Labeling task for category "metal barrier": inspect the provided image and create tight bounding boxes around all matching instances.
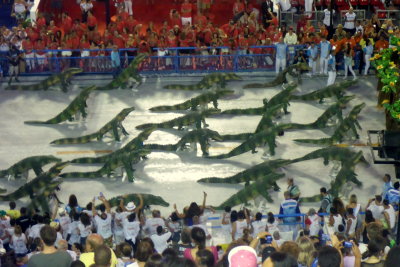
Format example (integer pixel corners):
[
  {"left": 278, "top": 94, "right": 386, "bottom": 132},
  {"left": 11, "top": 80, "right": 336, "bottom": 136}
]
[
  {"left": 375, "top": 9, "right": 400, "bottom": 21},
  {"left": 340, "top": 9, "right": 366, "bottom": 24}
]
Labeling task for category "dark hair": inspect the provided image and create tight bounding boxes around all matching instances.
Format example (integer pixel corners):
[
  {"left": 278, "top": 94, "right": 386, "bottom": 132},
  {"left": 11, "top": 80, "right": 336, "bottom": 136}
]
[
  {"left": 70, "top": 260, "right": 85, "bottom": 267},
  {"left": 80, "top": 213, "right": 91, "bottom": 227},
  {"left": 99, "top": 204, "right": 106, "bottom": 213},
  {"left": 255, "top": 212, "right": 262, "bottom": 221},
  {"left": 94, "top": 244, "right": 111, "bottom": 266},
  {"left": 383, "top": 199, "right": 389, "bottom": 206},
  {"left": 86, "top": 202, "right": 92, "bottom": 210},
  {"left": 9, "top": 201, "right": 16, "bottom": 209},
  {"left": 157, "top": 225, "right": 163, "bottom": 235},
  {"left": 145, "top": 254, "right": 163, "bottom": 267},
  {"left": 347, "top": 208, "right": 354, "bottom": 215},
  {"left": 135, "top": 239, "right": 155, "bottom": 262},
  {"left": 365, "top": 210, "right": 375, "bottom": 223},
  {"left": 269, "top": 252, "right": 298, "bottom": 267},
  {"left": 191, "top": 227, "right": 206, "bottom": 250},
  {"left": 385, "top": 174, "right": 391, "bottom": 181},
  {"left": 318, "top": 246, "right": 341, "bottom": 267},
  {"left": 187, "top": 202, "right": 201, "bottom": 219},
  {"left": 20, "top": 207, "right": 26, "bottom": 215},
  {"left": 162, "top": 248, "right": 178, "bottom": 263},
  {"left": 40, "top": 225, "right": 57, "bottom": 246},
  {"left": 376, "top": 195, "right": 382, "bottom": 202},
  {"left": 338, "top": 224, "right": 345, "bottom": 233},
  {"left": 267, "top": 212, "right": 275, "bottom": 224},
  {"left": 73, "top": 243, "right": 83, "bottom": 252},
  {"left": 119, "top": 242, "right": 133, "bottom": 258},
  {"left": 384, "top": 246, "right": 400, "bottom": 267},
  {"left": 330, "top": 207, "right": 338, "bottom": 215},
  {"left": 230, "top": 210, "right": 238, "bottom": 223},
  {"left": 394, "top": 182, "right": 400, "bottom": 190},
  {"left": 196, "top": 249, "right": 215, "bottom": 267},
  {"left": 224, "top": 206, "right": 231, "bottom": 212},
  {"left": 365, "top": 236, "right": 386, "bottom": 257},
  {"left": 237, "top": 210, "right": 245, "bottom": 220},
  {"left": 128, "top": 212, "right": 136, "bottom": 222},
  {"left": 68, "top": 194, "right": 78, "bottom": 208},
  {"left": 320, "top": 187, "right": 327, "bottom": 194},
  {"left": 170, "top": 212, "right": 179, "bottom": 222}
]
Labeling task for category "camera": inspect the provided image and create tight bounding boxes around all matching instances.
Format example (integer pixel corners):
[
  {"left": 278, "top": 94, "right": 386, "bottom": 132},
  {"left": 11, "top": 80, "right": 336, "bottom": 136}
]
[
  {"left": 321, "top": 234, "right": 330, "bottom": 241},
  {"left": 343, "top": 241, "right": 353, "bottom": 248},
  {"left": 265, "top": 235, "right": 273, "bottom": 244}
]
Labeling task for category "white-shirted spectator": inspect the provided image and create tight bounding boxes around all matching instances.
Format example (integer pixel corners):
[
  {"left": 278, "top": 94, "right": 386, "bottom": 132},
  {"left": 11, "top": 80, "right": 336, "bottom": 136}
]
[
  {"left": 367, "top": 195, "right": 385, "bottom": 220},
  {"left": 10, "top": 225, "right": 27, "bottom": 256},
  {"left": 323, "top": 7, "right": 335, "bottom": 28},
  {"left": 143, "top": 210, "right": 165, "bottom": 236},
  {"left": 92, "top": 196, "right": 113, "bottom": 246},
  {"left": 344, "top": 7, "right": 356, "bottom": 35},
  {"left": 122, "top": 212, "right": 140, "bottom": 250},
  {"left": 150, "top": 226, "right": 171, "bottom": 254},
  {"left": 305, "top": 209, "right": 320, "bottom": 237},
  {"left": 67, "top": 212, "right": 80, "bottom": 246},
  {"left": 251, "top": 212, "right": 267, "bottom": 238},
  {"left": 78, "top": 213, "right": 92, "bottom": 246}
]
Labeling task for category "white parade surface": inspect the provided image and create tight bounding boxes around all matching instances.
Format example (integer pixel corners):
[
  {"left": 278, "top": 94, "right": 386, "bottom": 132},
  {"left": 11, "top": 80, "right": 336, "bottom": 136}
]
[{"left": 0, "top": 73, "right": 393, "bottom": 226}]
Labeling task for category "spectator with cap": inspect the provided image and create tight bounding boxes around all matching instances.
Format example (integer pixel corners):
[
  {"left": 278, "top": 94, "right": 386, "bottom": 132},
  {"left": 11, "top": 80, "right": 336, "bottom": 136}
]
[{"left": 27, "top": 225, "right": 72, "bottom": 267}]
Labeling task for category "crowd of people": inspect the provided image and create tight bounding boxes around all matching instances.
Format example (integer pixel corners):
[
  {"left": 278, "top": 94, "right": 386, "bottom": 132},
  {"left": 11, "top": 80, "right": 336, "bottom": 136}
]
[
  {"left": 0, "top": 174, "right": 397, "bottom": 267},
  {"left": 0, "top": 0, "right": 399, "bottom": 82}
]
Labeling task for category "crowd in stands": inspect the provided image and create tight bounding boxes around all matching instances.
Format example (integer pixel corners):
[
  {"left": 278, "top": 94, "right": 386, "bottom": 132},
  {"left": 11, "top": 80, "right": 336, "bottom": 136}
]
[
  {"left": 0, "top": 175, "right": 398, "bottom": 266},
  {"left": 0, "top": 0, "right": 399, "bottom": 78}
]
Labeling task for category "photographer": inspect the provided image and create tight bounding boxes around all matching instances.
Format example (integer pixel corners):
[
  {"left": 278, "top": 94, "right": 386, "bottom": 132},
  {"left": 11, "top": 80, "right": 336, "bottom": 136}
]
[{"left": 7, "top": 45, "right": 22, "bottom": 85}]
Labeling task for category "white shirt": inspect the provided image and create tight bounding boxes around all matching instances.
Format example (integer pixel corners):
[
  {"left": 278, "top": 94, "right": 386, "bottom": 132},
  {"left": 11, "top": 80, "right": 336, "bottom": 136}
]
[
  {"left": 14, "top": 3, "right": 26, "bottom": 13},
  {"left": 123, "top": 219, "right": 140, "bottom": 242},
  {"left": 29, "top": 224, "right": 44, "bottom": 239},
  {"left": 277, "top": 0, "right": 291, "bottom": 11},
  {"left": 80, "top": 2, "right": 93, "bottom": 11},
  {"left": 67, "top": 221, "right": 80, "bottom": 245},
  {"left": 308, "top": 214, "right": 321, "bottom": 236},
  {"left": 94, "top": 213, "right": 113, "bottom": 239},
  {"left": 347, "top": 217, "right": 357, "bottom": 236},
  {"left": 59, "top": 216, "right": 71, "bottom": 239},
  {"left": 266, "top": 220, "right": 280, "bottom": 234},
  {"left": 284, "top": 33, "right": 298, "bottom": 45},
  {"left": 78, "top": 222, "right": 92, "bottom": 238},
  {"left": 344, "top": 12, "right": 356, "bottom": 29},
  {"left": 367, "top": 203, "right": 384, "bottom": 220},
  {"left": 251, "top": 220, "right": 267, "bottom": 237},
  {"left": 234, "top": 220, "right": 248, "bottom": 240},
  {"left": 323, "top": 9, "right": 335, "bottom": 26},
  {"left": 12, "top": 234, "right": 27, "bottom": 255},
  {"left": 150, "top": 232, "right": 172, "bottom": 253},
  {"left": 384, "top": 205, "right": 396, "bottom": 229},
  {"left": 144, "top": 218, "right": 165, "bottom": 236},
  {"left": 332, "top": 214, "right": 343, "bottom": 233}
]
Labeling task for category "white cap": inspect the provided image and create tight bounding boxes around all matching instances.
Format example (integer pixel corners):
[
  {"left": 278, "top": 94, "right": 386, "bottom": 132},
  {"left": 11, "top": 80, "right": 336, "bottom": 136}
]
[{"left": 126, "top": 202, "right": 136, "bottom": 211}]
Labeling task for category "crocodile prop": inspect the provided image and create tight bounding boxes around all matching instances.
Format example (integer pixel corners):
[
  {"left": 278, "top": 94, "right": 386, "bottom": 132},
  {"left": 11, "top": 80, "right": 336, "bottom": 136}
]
[
  {"left": 50, "top": 107, "right": 135, "bottom": 144},
  {"left": 221, "top": 83, "right": 297, "bottom": 116},
  {"left": 294, "top": 103, "right": 366, "bottom": 145},
  {"left": 97, "top": 54, "right": 147, "bottom": 90},
  {"left": 301, "top": 150, "right": 366, "bottom": 203},
  {"left": 144, "top": 128, "right": 223, "bottom": 156},
  {"left": 243, "top": 63, "right": 310, "bottom": 89},
  {"left": 70, "top": 127, "right": 155, "bottom": 164},
  {"left": 216, "top": 173, "right": 286, "bottom": 208},
  {"left": 136, "top": 108, "right": 221, "bottom": 131},
  {"left": 290, "top": 79, "right": 358, "bottom": 104},
  {"left": 24, "top": 85, "right": 96, "bottom": 125},
  {"left": 0, "top": 162, "right": 69, "bottom": 202},
  {"left": 163, "top": 73, "right": 242, "bottom": 90},
  {"left": 5, "top": 68, "right": 83, "bottom": 92},
  {"left": 60, "top": 149, "right": 151, "bottom": 182},
  {"left": 198, "top": 159, "right": 291, "bottom": 185},
  {"left": 149, "top": 90, "right": 234, "bottom": 112},
  {"left": 96, "top": 193, "right": 169, "bottom": 209},
  {"left": 290, "top": 146, "right": 369, "bottom": 166},
  {"left": 0, "top": 155, "right": 62, "bottom": 179}
]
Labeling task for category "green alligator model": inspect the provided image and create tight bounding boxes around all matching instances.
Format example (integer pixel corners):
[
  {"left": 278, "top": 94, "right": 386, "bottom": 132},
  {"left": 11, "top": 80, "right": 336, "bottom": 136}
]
[
  {"left": 50, "top": 107, "right": 135, "bottom": 144},
  {"left": 5, "top": 68, "right": 83, "bottom": 92},
  {"left": 0, "top": 155, "right": 62, "bottom": 179},
  {"left": 243, "top": 63, "right": 310, "bottom": 89},
  {"left": 163, "top": 73, "right": 242, "bottom": 91},
  {"left": 61, "top": 149, "right": 150, "bottom": 182},
  {"left": 136, "top": 108, "right": 220, "bottom": 131},
  {"left": 25, "top": 85, "right": 96, "bottom": 125},
  {"left": 70, "top": 127, "right": 155, "bottom": 164},
  {"left": 97, "top": 54, "right": 147, "bottom": 90},
  {"left": 99, "top": 193, "right": 169, "bottom": 209},
  {"left": 216, "top": 173, "right": 286, "bottom": 208},
  {"left": 207, "top": 126, "right": 282, "bottom": 158},
  {"left": 198, "top": 159, "right": 291, "bottom": 185},
  {"left": 221, "top": 83, "right": 297, "bottom": 116},
  {"left": 145, "top": 128, "right": 223, "bottom": 156},
  {"left": 0, "top": 162, "right": 69, "bottom": 202},
  {"left": 149, "top": 90, "right": 234, "bottom": 112},
  {"left": 290, "top": 80, "right": 358, "bottom": 104},
  {"left": 290, "top": 146, "right": 369, "bottom": 166},
  {"left": 294, "top": 103, "right": 365, "bottom": 145}
]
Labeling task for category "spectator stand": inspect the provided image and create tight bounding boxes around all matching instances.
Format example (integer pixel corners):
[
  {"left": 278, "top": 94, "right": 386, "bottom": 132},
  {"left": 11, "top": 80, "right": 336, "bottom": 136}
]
[
  {"left": 339, "top": 9, "right": 366, "bottom": 24},
  {"left": 375, "top": 9, "right": 400, "bottom": 22}
]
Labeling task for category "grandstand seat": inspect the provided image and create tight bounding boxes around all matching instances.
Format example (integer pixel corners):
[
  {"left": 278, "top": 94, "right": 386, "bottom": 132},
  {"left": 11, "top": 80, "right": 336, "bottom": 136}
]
[
  {"left": 324, "top": 0, "right": 331, "bottom": 8},
  {"left": 290, "top": 0, "right": 300, "bottom": 8},
  {"left": 349, "top": 0, "right": 359, "bottom": 8},
  {"left": 359, "top": 0, "right": 369, "bottom": 6},
  {"left": 336, "top": 0, "right": 350, "bottom": 11},
  {"left": 394, "top": 0, "right": 400, "bottom": 6}
]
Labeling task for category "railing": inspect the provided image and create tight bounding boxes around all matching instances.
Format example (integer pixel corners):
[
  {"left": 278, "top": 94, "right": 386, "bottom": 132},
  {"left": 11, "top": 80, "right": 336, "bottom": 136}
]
[
  {"left": 375, "top": 9, "right": 400, "bottom": 21},
  {"left": 0, "top": 44, "right": 363, "bottom": 76}
]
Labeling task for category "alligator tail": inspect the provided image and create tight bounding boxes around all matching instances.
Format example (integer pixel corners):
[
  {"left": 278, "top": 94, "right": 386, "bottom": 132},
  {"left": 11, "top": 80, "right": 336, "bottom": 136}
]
[
  {"left": 243, "top": 83, "right": 268, "bottom": 89},
  {"left": 70, "top": 157, "right": 106, "bottom": 164},
  {"left": 50, "top": 133, "right": 99, "bottom": 145},
  {"left": 24, "top": 120, "right": 49, "bottom": 125},
  {"left": 163, "top": 84, "right": 201, "bottom": 90},
  {"left": 221, "top": 133, "right": 253, "bottom": 141},
  {"left": 149, "top": 103, "right": 190, "bottom": 112},
  {"left": 300, "top": 194, "right": 322, "bottom": 203},
  {"left": 198, "top": 177, "right": 231, "bottom": 183},
  {"left": 294, "top": 138, "right": 333, "bottom": 145},
  {"left": 143, "top": 144, "right": 178, "bottom": 151},
  {"left": 60, "top": 171, "right": 102, "bottom": 179},
  {"left": 136, "top": 123, "right": 158, "bottom": 130}
]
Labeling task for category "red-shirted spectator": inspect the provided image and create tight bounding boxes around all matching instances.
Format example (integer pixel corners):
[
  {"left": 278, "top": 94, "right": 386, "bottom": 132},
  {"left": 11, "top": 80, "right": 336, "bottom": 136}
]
[
  {"left": 221, "top": 20, "right": 235, "bottom": 36},
  {"left": 126, "top": 16, "right": 139, "bottom": 33},
  {"left": 194, "top": 13, "right": 207, "bottom": 28},
  {"left": 48, "top": 20, "right": 60, "bottom": 35},
  {"left": 374, "top": 35, "right": 388, "bottom": 52},
  {"left": 26, "top": 27, "right": 39, "bottom": 42},
  {"left": 34, "top": 38, "right": 46, "bottom": 70},
  {"left": 36, "top": 13, "right": 46, "bottom": 28},
  {"left": 169, "top": 9, "right": 182, "bottom": 28},
  {"left": 138, "top": 40, "right": 150, "bottom": 54},
  {"left": 112, "top": 31, "right": 125, "bottom": 49},
  {"left": 61, "top": 12, "right": 73, "bottom": 34},
  {"left": 23, "top": 38, "right": 36, "bottom": 70},
  {"left": 87, "top": 11, "right": 97, "bottom": 31},
  {"left": 181, "top": 0, "right": 193, "bottom": 26},
  {"left": 233, "top": 0, "right": 245, "bottom": 16},
  {"left": 167, "top": 30, "right": 178, "bottom": 47},
  {"left": 71, "top": 20, "right": 86, "bottom": 38}
]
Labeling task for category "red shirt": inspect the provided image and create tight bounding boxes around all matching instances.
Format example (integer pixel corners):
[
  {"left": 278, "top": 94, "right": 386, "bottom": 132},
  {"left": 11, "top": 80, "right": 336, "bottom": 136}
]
[
  {"left": 34, "top": 42, "right": 46, "bottom": 55},
  {"left": 87, "top": 15, "right": 97, "bottom": 27},
  {"left": 68, "top": 36, "right": 80, "bottom": 49},
  {"left": 36, "top": 17, "right": 46, "bottom": 28},
  {"left": 170, "top": 16, "right": 182, "bottom": 27},
  {"left": 22, "top": 40, "right": 34, "bottom": 53},
  {"left": 167, "top": 36, "right": 178, "bottom": 47},
  {"left": 62, "top": 16, "right": 73, "bottom": 33},
  {"left": 233, "top": 2, "right": 245, "bottom": 14},
  {"left": 113, "top": 36, "right": 125, "bottom": 49},
  {"left": 79, "top": 41, "right": 90, "bottom": 49},
  {"left": 194, "top": 15, "right": 207, "bottom": 26},
  {"left": 181, "top": 3, "right": 192, "bottom": 18},
  {"left": 26, "top": 28, "right": 39, "bottom": 42},
  {"left": 126, "top": 19, "right": 138, "bottom": 32}
]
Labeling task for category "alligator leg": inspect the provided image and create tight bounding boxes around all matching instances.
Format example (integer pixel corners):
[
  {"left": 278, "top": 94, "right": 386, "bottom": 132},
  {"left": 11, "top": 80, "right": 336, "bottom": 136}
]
[
  {"left": 199, "top": 138, "right": 209, "bottom": 156},
  {"left": 120, "top": 124, "right": 129, "bottom": 136},
  {"left": 112, "top": 124, "right": 121, "bottom": 142},
  {"left": 32, "top": 165, "right": 44, "bottom": 176}
]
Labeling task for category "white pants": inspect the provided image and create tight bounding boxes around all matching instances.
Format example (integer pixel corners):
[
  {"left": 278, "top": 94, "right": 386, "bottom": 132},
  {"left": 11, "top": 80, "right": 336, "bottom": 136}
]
[
  {"left": 327, "top": 71, "right": 336, "bottom": 86},
  {"left": 364, "top": 54, "right": 371, "bottom": 75},
  {"left": 308, "top": 59, "right": 317, "bottom": 75},
  {"left": 25, "top": 52, "right": 36, "bottom": 70},
  {"left": 124, "top": 0, "right": 132, "bottom": 15},
  {"left": 344, "top": 63, "right": 356, "bottom": 78},
  {"left": 320, "top": 57, "right": 328, "bottom": 74},
  {"left": 181, "top": 17, "right": 192, "bottom": 26},
  {"left": 276, "top": 58, "right": 286, "bottom": 74}
]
